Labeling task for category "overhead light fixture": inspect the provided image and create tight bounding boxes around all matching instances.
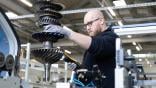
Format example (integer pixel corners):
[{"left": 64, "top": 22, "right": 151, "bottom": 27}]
[
  {"left": 57, "top": 46, "right": 61, "bottom": 49},
  {"left": 117, "top": 21, "right": 123, "bottom": 26},
  {"left": 20, "top": 0, "right": 32, "bottom": 7},
  {"left": 5, "top": 12, "right": 18, "bottom": 18},
  {"left": 146, "top": 60, "right": 150, "bottom": 64},
  {"left": 127, "top": 35, "right": 132, "bottom": 38},
  {"left": 138, "top": 58, "right": 142, "bottom": 62},
  {"left": 113, "top": 0, "right": 127, "bottom": 6},
  {"left": 107, "top": 7, "right": 116, "bottom": 17},
  {"left": 132, "top": 42, "right": 136, "bottom": 46},
  {"left": 127, "top": 49, "right": 131, "bottom": 56},
  {"left": 138, "top": 43, "right": 143, "bottom": 50},
  {"left": 136, "top": 46, "right": 140, "bottom": 51}
]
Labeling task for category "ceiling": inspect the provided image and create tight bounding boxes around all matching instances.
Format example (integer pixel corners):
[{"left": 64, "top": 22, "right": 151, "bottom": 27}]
[{"left": 1, "top": 0, "right": 156, "bottom": 78}]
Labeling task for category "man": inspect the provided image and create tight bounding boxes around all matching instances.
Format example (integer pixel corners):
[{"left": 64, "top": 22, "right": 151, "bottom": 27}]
[{"left": 45, "top": 10, "right": 118, "bottom": 88}]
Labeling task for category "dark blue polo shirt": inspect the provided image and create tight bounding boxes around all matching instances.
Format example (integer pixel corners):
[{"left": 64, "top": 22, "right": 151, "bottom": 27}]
[{"left": 82, "top": 26, "right": 118, "bottom": 88}]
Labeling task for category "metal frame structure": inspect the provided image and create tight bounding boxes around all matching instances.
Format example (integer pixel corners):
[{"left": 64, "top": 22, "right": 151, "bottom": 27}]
[
  {"left": 9, "top": 2, "right": 156, "bottom": 20},
  {"left": 21, "top": 43, "right": 31, "bottom": 82},
  {"left": 114, "top": 23, "right": 156, "bottom": 36}
]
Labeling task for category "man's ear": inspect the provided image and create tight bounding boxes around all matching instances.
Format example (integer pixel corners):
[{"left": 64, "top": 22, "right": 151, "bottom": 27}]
[{"left": 100, "top": 19, "right": 104, "bottom": 25}]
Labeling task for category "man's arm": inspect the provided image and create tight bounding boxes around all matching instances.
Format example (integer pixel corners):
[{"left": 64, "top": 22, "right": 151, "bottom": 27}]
[
  {"left": 68, "top": 31, "right": 92, "bottom": 50},
  {"left": 44, "top": 25, "right": 92, "bottom": 50}
]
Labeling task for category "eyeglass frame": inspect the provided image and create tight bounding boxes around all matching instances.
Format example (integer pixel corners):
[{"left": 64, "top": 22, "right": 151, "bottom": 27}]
[{"left": 83, "top": 18, "right": 102, "bottom": 29}]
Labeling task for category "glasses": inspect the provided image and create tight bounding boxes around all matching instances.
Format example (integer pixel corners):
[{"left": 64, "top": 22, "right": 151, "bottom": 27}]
[{"left": 83, "top": 18, "right": 100, "bottom": 29}]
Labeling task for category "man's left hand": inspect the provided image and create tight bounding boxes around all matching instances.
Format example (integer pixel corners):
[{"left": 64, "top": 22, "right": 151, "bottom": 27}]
[{"left": 43, "top": 24, "right": 73, "bottom": 37}]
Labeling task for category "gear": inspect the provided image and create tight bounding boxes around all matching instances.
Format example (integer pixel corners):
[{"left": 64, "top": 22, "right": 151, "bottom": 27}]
[
  {"left": 32, "top": 32, "right": 64, "bottom": 42},
  {"left": 31, "top": 48, "right": 63, "bottom": 64},
  {"left": 33, "top": 1, "right": 63, "bottom": 11},
  {"left": 38, "top": 16, "right": 61, "bottom": 27},
  {"left": 36, "top": 10, "right": 63, "bottom": 19}
]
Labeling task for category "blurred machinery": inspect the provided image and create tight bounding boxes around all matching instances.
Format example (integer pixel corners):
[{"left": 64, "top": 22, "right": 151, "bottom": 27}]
[
  {"left": 0, "top": 7, "right": 28, "bottom": 88},
  {"left": 115, "top": 38, "right": 156, "bottom": 88}
]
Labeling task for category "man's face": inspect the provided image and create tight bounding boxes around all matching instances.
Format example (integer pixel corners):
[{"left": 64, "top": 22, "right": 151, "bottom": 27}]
[{"left": 84, "top": 16, "right": 102, "bottom": 36}]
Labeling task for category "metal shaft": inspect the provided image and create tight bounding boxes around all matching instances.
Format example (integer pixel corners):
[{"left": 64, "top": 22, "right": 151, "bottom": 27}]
[{"left": 44, "top": 63, "right": 51, "bottom": 82}]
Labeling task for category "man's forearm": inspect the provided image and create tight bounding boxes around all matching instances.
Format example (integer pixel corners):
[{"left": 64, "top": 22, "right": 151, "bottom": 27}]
[{"left": 68, "top": 31, "right": 92, "bottom": 50}]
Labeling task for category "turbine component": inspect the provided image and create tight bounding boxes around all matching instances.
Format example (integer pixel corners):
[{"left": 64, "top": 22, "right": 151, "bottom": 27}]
[{"left": 32, "top": 0, "right": 64, "bottom": 82}]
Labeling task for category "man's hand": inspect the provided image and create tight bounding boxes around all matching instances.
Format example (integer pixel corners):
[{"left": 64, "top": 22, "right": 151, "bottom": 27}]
[
  {"left": 43, "top": 24, "right": 73, "bottom": 37},
  {"left": 67, "top": 62, "right": 77, "bottom": 70}
]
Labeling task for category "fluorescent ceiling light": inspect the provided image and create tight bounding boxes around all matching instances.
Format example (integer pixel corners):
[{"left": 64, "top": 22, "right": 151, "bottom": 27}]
[
  {"left": 57, "top": 47, "right": 61, "bottom": 49},
  {"left": 136, "top": 46, "right": 140, "bottom": 51},
  {"left": 138, "top": 43, "right": 143, "bottom": 50},
  {"left": 117, "top": 21, "right": 123, "bottom": 26},
  {"left": 20, "top": 0, "right": 32, "bottom": 7},
  {"left": 127, "top": 35, "right": 132, "bottom": 38},
  {"left": 107, "top": 7, "right": 116, "bottom": 17},
  {"left": 138, "top": 58, "right": 142, "bottom": 62},
  {"left": 146, "top": 60, "right": 150, "bottom": 64},
  {"left": 132, "top": 42, "right": 136, "bottom": 45},
  {"left": 5, "top": 12, "right": 18, "bottom": 18},
  {"left": 127, "top": 49, "right": 131, "bottom": 56},
  {"left": 113, "top": 0, "right": 127, "bottom": 6}
]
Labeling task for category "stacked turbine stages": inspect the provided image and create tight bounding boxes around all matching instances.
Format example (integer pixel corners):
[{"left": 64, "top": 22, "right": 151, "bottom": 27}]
[{"left": 32, "top": 0, "right": 64, "bottom": 82}]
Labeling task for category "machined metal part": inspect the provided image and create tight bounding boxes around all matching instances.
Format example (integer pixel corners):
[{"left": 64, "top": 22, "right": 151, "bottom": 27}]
[
  {"left": 5, "top": 54, "right": 15, "bottom": 70},
  {"left": 0, "top": 52, "right": 5, "bottom": 68},
  {"left": 33, "top": 0, "right": 63, "bottom": 11},
  {"left": 36, "top": 10, "right": 63, "bottom": 19},
  {"left": 38, "top": 16, "right": 61, "bottom": 27},
  {"left": 32, "top": 32, "right": 64, "bottom": 42},
  {"left": 44, "top": 63, "right": 51, "bottom": 82},
  {"left": 31, "top": 48, "right": 63, "bottom": 64},
  {"left": 33, "top": 0, "right": 63, "bottom": 28},
  {"left": 43, "top": 41, "right": 52, "bottom": 49}
]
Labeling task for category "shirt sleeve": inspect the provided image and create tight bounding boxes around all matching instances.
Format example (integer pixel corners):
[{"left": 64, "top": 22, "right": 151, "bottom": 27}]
[{"left": 87, "top": 35, "right": 116, "bottom": 58}]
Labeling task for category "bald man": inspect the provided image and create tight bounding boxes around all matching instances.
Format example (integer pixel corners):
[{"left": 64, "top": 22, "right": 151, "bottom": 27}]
[{"left": 45, "top": 10, "right": 118, "bottom": 88}]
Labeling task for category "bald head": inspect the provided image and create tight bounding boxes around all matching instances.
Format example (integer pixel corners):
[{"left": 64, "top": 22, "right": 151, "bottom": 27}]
[
  {"left": 83, "top": 10, "right": 107, "bottom": 36},
  {"left": 84, "top": 10, "right": 104, "bottom": 23}
]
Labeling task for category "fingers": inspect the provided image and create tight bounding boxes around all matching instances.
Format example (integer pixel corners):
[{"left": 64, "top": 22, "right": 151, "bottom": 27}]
[
  {"left": 43, "top": 24, "right": 62, "bottom": 33},
  {"left": 68, "top": 62, "right": 77, "bottom": 70}
]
